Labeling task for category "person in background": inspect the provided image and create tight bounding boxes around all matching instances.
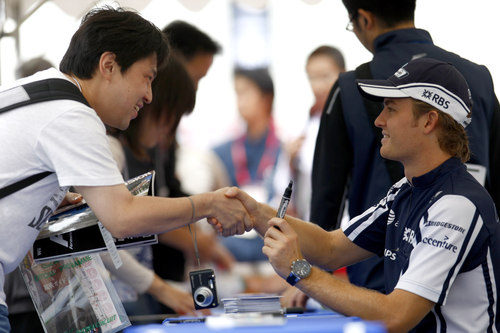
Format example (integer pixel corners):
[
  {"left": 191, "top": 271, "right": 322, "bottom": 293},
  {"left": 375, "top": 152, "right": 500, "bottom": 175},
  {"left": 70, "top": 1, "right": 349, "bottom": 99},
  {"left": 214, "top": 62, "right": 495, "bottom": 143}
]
[
  {"left": 14, "top": 57, "right": 53, "bottom": 80},
  {"left": 111, "top": 55, "right": 234, "bottom": 317},
  {"left": 163, "top": 20, "right": 221, "bottom": 89},
  {"left": 108, "top": 55, "right": 218, "bottom": 319},
  {"left": 229, "top": 58, "right": 500, "bottom": 332},
  {"left": 213, "top": 67, "right": 287, "bottom": 263},
  {"left": 280, "top": 47, "right": 346, "bottom": 307},
  {"left": 0, "top": 7, "right": 249, "bottom": 332},
  {"left": 164, "top": 20, "right": 230, "bottom": 197},
  {"left": 286, "top": 45, "right": 345, "bottom": 221},
  {"left": 156, "top": 20, "right": 222, "bottom": 203},
  {"left": 147, "top": 21, "right": 226, "bottom": 288},
  {"left": 163, "top": 22, "right": 287, "bottom": 295},
  {"left": 311, "top": 0, "right": 500, "bottom": 294}
]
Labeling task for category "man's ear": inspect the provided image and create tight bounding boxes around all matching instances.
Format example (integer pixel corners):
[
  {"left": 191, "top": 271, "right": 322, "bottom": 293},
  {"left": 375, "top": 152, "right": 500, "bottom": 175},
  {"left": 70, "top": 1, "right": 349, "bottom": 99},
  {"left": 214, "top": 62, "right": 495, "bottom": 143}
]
[
  {"left": 98, "top": 52, "right": 117, "bottom": 80},
  {"left": 357, "top": 9, "right": 376, "bottom": 30},
  {"left": 423, "top": 110, "right": 439, "bottom": 134}
]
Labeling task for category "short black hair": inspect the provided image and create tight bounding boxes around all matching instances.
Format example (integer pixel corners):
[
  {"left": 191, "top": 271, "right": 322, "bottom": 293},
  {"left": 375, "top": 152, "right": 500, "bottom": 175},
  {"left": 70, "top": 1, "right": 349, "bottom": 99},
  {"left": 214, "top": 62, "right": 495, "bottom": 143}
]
[
  {"left": 234, "top": 67, "right": 274, "bottom": 97},
  {"left": 60, "top": 6, "right": 168, "bottom": 79},
  {"left": 342, "top": 0, "right": 416, "bottom": 27},
  {"left": 163, "top": 20, "right": 221, "bottom": 60},
  {"left": 308, "top": 46, "right": 346, "bottom": 71}
]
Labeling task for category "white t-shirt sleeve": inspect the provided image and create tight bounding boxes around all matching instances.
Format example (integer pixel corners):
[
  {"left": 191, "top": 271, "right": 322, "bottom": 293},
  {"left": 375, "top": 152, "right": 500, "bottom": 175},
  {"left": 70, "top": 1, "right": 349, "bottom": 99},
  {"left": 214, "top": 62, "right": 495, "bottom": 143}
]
[
  {"left": 395, "top": 195, "right": 483, "bottom": 305},
  {"left": 107, "top": 135, "right": 126, "bottom": 175},
  {"left": 35, "top": 106, "right": 124, "bottom": 187}
]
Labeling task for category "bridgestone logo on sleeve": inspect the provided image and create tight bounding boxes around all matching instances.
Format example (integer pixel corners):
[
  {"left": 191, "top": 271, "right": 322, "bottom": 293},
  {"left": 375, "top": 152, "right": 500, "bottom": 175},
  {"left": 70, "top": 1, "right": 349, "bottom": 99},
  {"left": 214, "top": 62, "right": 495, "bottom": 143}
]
[{"left": 423, "top": 220, "right": 466, "bottom": 234}]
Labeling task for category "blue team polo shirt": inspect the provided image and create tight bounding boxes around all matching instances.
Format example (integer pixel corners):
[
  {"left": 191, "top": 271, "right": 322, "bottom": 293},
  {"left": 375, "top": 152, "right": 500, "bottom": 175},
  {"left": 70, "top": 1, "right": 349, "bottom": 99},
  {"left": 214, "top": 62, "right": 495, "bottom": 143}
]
[{"left": 343, "top": 158, "right": 500, "bottom": 332}]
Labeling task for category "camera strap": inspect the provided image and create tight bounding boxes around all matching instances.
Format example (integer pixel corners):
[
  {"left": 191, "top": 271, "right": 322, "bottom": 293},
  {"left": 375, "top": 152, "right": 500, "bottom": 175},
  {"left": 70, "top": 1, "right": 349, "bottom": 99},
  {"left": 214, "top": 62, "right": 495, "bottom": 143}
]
[
  {"left": 188, "top": 224, "right": 201, "bottom": 267},
  {"left": 187, "top": 196, "right": 201, "bottom": 267}
]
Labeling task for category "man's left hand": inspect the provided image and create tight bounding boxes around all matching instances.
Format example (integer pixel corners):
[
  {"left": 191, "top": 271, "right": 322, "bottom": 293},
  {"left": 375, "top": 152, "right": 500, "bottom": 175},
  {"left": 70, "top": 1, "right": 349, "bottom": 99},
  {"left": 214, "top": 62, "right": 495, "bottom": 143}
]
[{"left": 262, "top": 217, "right": 303, "bottom": 279}]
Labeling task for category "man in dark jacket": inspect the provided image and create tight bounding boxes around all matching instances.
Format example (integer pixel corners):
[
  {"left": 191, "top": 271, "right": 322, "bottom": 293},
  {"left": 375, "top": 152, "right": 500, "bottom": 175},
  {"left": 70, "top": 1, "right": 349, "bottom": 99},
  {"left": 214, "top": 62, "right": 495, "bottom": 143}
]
[{"left": 311, "top": 0, "right": 500, "bottom": 292}]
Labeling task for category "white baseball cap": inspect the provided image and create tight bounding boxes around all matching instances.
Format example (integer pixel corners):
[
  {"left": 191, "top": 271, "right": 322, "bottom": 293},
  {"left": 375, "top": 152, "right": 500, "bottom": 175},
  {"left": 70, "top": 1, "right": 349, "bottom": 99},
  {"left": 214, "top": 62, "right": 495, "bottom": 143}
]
[{"left": 357, "top": 58, "right": 472, "bottom": 127}]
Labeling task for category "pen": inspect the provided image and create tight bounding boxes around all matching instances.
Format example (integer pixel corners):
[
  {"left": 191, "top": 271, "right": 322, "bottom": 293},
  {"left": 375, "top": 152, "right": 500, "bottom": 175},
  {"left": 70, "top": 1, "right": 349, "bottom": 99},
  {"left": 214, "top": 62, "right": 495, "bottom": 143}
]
[
  {"left": 167, "top": 318, "right": 206, "bottom": 324},
  {"left": 276, "top": 180, "right": 293, "bottom": 219}
]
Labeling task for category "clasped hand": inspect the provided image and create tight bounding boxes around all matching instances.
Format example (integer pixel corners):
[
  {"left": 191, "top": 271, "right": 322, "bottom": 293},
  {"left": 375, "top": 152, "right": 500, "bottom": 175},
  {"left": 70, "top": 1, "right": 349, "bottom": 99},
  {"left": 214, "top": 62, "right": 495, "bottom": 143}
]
[
  {"left": 206, "top": 187, "right": 254, "bottom": 236},
  {"left": 207, "top": 187, "right": 303, "bottom": 279}
]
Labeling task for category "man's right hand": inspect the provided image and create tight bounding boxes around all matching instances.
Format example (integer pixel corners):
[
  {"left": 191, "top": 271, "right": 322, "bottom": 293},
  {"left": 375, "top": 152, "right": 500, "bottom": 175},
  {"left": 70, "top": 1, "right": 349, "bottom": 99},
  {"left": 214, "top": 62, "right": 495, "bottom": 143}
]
[
  {"left": 206, "top": 187, "right": 254, "bottom": 237},
  {"left": 218, "top": 187, "right": 274, "bottom": 236}
]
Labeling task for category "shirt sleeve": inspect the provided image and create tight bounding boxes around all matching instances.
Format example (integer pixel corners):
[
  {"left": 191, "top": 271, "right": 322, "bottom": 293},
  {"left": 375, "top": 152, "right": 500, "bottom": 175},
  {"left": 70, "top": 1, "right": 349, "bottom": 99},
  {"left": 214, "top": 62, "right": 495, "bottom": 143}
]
[
  {"left": 107, "top": 135, "right": 126, "bottom": 175},
  {"left": 310, "top": 82, "right": 353, "bottom": 230},
  {"left": 395, "top": 195, "right": 483, "bottom": 305},
  {"left": 35, "top": 106, "right": 124, "bottom": 187},
  {"left": 342, "top": 182, "right": 402, "bottom": 256}
]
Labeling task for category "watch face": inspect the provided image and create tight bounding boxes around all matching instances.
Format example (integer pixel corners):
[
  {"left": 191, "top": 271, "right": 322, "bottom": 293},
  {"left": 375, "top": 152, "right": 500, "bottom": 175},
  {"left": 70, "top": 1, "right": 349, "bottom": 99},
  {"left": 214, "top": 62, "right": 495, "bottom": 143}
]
[{"left": 292, "top": 259, "right": 311, "bottom": 279}]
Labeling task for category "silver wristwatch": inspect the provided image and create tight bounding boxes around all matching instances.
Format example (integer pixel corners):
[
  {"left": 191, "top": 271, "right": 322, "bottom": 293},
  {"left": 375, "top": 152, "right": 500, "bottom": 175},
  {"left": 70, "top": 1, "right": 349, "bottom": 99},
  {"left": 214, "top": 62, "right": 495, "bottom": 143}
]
[{"left": 286, "top": 258, "right": 311, "bottom": 286}]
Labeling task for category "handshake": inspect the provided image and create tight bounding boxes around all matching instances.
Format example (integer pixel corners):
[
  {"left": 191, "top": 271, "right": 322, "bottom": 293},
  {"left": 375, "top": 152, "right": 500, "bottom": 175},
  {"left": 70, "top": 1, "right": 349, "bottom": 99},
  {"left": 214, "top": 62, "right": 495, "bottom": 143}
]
[
  {"left": 203, "top": 186, "right": 305, "bottom": 282},
  {"left": 204, "top": 187, "right": 263, "bottom": 237}
]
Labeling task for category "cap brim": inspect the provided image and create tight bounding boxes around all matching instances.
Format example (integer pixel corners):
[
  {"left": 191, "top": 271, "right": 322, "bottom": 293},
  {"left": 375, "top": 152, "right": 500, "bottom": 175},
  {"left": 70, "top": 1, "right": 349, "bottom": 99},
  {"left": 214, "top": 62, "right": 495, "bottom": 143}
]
[{"left": 356, "top": 79, "right": 409, "bottom": 102}]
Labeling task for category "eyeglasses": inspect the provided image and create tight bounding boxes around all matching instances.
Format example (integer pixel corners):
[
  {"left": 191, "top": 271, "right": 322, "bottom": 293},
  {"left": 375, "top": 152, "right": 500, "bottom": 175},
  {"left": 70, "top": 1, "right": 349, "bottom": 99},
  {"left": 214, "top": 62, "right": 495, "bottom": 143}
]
[{"left": 345, "top": 13, "right": 358, "bottom": 32}]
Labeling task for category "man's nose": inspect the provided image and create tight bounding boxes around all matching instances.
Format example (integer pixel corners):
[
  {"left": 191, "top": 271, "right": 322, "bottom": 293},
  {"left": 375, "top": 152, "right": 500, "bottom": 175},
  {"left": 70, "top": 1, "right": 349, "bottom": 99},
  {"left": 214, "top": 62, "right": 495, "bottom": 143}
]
[{"left": 374, "top": 108, "right": 386, "bottom": 128}]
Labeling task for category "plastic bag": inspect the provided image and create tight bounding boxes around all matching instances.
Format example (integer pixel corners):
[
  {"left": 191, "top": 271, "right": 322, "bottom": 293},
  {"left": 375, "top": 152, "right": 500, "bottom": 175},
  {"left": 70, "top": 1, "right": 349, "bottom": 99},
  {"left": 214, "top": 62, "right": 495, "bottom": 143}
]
[{"left": 19, "top": 251, "right": 130, "bottom": 333}]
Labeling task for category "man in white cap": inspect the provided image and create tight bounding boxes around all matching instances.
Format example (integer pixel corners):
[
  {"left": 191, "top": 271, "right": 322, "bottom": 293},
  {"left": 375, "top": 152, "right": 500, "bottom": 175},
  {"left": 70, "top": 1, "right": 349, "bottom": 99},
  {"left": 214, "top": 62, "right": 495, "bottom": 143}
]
[
  {"left": 311, "top": 0, "right": 500, "bottom": 295},
  {"left": 225, "top": 58, "right": 500, "bottom": 332}
]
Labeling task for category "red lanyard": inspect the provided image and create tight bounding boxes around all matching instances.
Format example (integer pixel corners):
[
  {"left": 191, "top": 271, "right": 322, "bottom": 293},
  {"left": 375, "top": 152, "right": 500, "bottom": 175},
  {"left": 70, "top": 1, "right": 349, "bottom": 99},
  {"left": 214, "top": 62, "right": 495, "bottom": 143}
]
[{"left": 230, "top": 121, "right": 280, "bottom": 186}]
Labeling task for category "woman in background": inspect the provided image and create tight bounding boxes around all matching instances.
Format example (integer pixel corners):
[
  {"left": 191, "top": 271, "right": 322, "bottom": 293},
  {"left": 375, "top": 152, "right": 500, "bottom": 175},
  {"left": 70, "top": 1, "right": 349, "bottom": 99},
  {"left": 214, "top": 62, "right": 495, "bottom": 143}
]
[
  {"left": 280, "top": 46, "right": 347, "bottom": 309},
  {"left": 111, "top": 55, "right": 234, "bottom": 318},
  {"left": 285, "top": 45, "right": 345, "bottom": 221},
  {"left": 108, "top": 55, "right": 197, "bottom": 317}
]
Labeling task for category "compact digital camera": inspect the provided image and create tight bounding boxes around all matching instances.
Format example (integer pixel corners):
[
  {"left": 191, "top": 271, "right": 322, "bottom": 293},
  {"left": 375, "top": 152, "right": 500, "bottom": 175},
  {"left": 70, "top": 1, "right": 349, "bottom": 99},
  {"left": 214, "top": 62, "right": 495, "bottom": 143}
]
[{"left": 189, "top": 268, "right": 219, "bottom": 309}]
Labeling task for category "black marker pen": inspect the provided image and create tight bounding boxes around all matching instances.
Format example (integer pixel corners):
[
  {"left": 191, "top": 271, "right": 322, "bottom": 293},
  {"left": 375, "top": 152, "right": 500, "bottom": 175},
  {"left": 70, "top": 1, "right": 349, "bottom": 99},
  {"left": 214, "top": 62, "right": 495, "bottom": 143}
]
[{"left": 276, "top": 180, "right": 293, "bottom": 220}]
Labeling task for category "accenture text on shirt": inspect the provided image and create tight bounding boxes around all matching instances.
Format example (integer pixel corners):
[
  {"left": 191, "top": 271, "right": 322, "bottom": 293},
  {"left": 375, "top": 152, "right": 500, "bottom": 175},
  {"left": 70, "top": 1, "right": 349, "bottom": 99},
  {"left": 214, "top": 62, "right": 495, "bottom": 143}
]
[{"left": 422, "top": 237, "right": 458, "bottom": 253}]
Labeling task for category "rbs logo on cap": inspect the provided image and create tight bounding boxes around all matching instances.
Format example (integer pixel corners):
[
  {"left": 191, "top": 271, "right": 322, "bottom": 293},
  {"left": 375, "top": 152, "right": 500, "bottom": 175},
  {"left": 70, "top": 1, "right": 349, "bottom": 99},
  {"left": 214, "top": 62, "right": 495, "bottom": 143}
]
[{"left": 421, "top": 89, "right": 450, "bottom": 109}]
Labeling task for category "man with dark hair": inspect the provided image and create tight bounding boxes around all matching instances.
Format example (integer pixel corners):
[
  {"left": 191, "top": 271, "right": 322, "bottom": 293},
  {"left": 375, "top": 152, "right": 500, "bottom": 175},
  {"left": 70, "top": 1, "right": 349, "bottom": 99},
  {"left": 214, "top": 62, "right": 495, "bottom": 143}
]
[
  {"left": 228, "top": 58, "right": 500, "bottom": 332},
  {"left": 0, "top": 7, "right": 249, "bottom": 331},
  {"left": 60, "top": 8, "right": 166, "bottom": 80},
  {"left": 163, "top": 20, "right": 221, "bottom": 88},
  {"left": 311, "top": 0, "right": 500, "bottom": 293},
  {"left": 158, "top": 20, "right": 221, "bottom": 200},
  {"left": 342, "top": 0, "right": 416, "bottom": 28}
]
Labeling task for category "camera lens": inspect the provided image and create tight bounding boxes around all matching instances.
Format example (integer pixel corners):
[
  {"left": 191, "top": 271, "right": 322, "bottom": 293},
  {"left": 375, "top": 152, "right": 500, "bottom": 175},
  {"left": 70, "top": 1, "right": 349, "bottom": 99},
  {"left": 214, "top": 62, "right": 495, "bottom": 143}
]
[{"left": 193, "top": 287, "right": 213, "bottom": 307}]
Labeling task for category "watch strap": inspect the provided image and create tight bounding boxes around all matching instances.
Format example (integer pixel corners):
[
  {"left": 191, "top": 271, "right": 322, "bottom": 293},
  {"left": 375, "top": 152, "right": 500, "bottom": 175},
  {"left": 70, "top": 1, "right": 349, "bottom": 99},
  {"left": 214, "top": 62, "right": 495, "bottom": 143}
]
[{"left": 286, "top": 272, "right": 301, "bottom": 286}]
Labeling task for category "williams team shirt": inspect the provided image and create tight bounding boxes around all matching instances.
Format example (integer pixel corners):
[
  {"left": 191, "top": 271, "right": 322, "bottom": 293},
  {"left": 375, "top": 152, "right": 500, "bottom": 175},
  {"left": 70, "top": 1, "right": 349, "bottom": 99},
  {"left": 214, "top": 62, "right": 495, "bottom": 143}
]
[{"left": 343, "top": 157, "right": 499, "bottom": 332}]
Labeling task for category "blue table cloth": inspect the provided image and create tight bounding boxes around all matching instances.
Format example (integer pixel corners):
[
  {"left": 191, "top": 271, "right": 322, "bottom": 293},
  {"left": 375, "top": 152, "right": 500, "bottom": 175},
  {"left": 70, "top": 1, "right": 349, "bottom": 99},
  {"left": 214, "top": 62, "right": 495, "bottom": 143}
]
[{"left": 124, "top": 310, "right": 386, "bottom": 332}]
